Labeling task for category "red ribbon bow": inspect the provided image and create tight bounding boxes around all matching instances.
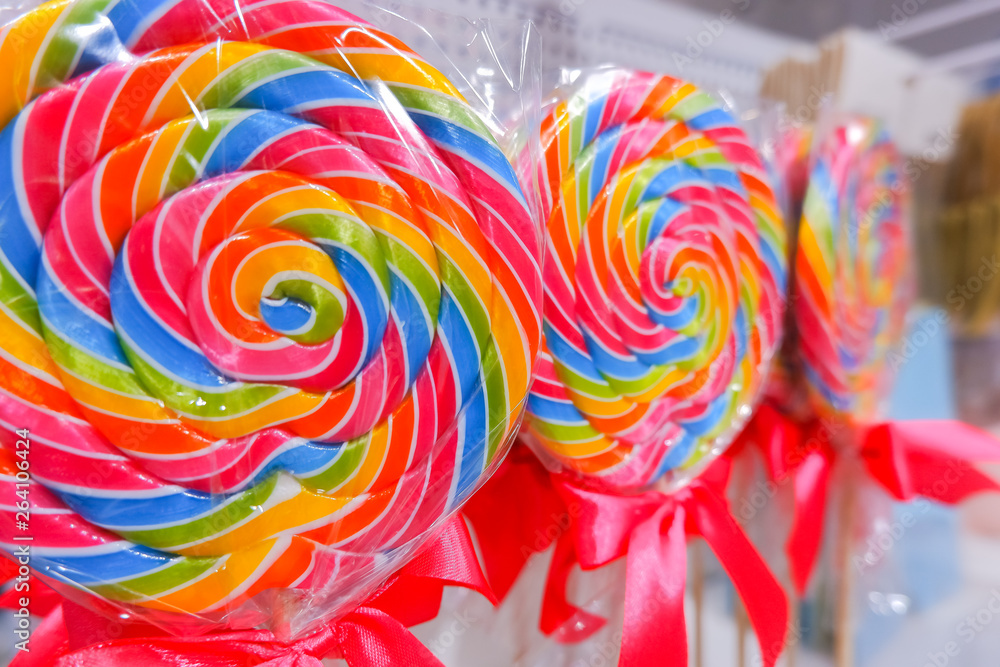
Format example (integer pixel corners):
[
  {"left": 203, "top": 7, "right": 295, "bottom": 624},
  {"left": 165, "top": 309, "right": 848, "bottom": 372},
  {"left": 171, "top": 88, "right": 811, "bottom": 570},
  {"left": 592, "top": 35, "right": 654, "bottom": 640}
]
[
  {"left": 465, "top": 453, "right": 789, "bottom": 667},
  {"left": 5, "top": 516, "right": 494, "bottom": 667},
  {"left": 735, "top": 406, "right": 1000, "bottom": 595}
]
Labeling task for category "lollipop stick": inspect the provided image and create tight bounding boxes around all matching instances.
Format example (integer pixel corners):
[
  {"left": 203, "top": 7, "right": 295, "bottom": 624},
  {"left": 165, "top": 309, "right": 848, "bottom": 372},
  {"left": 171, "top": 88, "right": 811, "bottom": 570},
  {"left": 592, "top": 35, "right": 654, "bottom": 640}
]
[
  {"left": 834, "top": 475, "right": 857, "bottom": 667},
  {"left": 736, "top": 594, "right": 749, "bottom": 667},
  {"left": 788, "top": 593, "right": 799, "bottom": 667},
  {"left": 692, "top": 541, "right": 704, "bottom": 667}
]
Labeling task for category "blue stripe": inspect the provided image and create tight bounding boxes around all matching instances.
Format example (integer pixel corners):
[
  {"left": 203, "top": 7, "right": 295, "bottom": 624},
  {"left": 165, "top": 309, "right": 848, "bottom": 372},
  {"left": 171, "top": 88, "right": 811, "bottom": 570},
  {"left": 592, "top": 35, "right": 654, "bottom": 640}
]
[
  {"left": 680, "top": 392, "right": 731, "bottom": 437},
  {"left": 37, "top": 262, "right": 130, "bottom": 366},
  {"left": 587, "top": 126, "right": 621, "bottom": 206},
  {"left": 648, "top": 292, "right": 700, "bottom": 330},
  {"left": 760, "top": 235, "right": 786, "bottom": 298},
  {"left": 0, "top": 117, "right": 40, "bottom": 287},
  {"left": 633, "top": 333, "right": 701, "bottom": 366},
  {"left": 582, "top": 330, "right": 647, "bottom": 381},
  {"left": 583, "top": 98, "right": 605, "bottom": 147},
  {"left": 387, "top": 272, "right": 431, "bottom": 386},
  {"left": 734, "top": 307, "right": 748, "bottom": 364},
  {"left": 543, "top": 322, "right": 604, "bottom": 383},
  {"left": 653, "top": 430, "right": 697, "bottom": 479},
  {"left": 686, "top": 107, "right": 734, "bottom": 132},
  {"left": 643, "top": 163, "right": 702, "bottom": 200},
  {"left": 237, "top": 69, "right": 374, "bottom": 111},
  {"left": 322, "top": 245, "right": 389, "bottom": 366},
  {"left": 802, "top": 362, "right": 849, "bottom": 412},
  {"left": 35, "top": 545, "right": 181, "bottom": 585},
  {"left": 646, "top": 198, "right": 685, "bottom": 243},
  {"left": 261, "top": 441, "right": 343, "bottom": 480},
  {"left": 438, "top": 292, "right": 480, "bottom": 404},
  {"left": 409, "top": 113, "right": 524, "bottom": 202},
  {"left": 259, "top": 296, "right": 313, "bottom": 333},
  {"left": 110, "top": 252, "right": 230, "bottom": 387},
  {"left": 201, "top": 112, "right": 312, "bottom": 177},
  {"left": 71, "top": 24, "right": 124, "bottom": 77},
  {"left": 57, "top": 487, "right": 216, "bottom": 527},
  {"left": 702, "top": 166, "right": 744, "bottom": 193},
  {"left": 107, "top": 0, "right": 176, "bottom": 44},
  {"left": 453, "top": 384, "right": 487, "bottom": 504},
  {"left": 527, "top": 393, "right": 586, "bottom": 424}
]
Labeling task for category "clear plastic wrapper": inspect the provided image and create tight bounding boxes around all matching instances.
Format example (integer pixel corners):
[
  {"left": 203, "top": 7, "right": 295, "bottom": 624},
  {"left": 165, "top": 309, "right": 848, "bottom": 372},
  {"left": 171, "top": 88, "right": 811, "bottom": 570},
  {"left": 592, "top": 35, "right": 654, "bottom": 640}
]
[
  {"left": 515, "top": 67, "right": 787, "bottom": 492},
  {"left": 786, "top": 113, "right": 914, "bottom": 423},
  {"left": 0, "top": 0, "right": 543, "bottom": 638}
]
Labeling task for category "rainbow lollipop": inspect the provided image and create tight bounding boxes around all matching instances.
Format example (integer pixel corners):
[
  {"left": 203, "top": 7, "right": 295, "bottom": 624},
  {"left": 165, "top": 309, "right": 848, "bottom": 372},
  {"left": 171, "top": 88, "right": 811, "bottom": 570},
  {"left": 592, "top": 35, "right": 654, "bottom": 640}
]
[
  {"left": 521, "top": 70, "right": 785, "bottom": 490},
  {"left": 793, "top": 117, "right": 911, "bottom": 420},
  {"left": 0, "top": 0, "right": 541, "bottom": 623}
]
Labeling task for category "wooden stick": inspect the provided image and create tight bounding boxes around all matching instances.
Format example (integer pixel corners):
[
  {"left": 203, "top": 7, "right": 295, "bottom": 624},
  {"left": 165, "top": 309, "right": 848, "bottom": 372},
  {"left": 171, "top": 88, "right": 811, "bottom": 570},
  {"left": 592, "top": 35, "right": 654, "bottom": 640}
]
[
  {"left": 788, "top": 593, "right": 799, "bottom": 667},
  {"left": 834, "top": 474, "right": 857, "bottom": 667},
  {"left": 691, "top": 541, "right": 704, "bottom": 667},
  {"left": 736, "top": 594, "right": 749, "bottom": 667}
]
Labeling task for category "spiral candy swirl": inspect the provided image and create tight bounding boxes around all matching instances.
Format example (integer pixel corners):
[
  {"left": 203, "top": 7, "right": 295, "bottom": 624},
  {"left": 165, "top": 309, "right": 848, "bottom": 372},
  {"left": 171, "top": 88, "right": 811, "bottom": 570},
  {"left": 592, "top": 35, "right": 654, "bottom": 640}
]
[
  {"left": 0, "top": 0, "right": 541, "bottom": 619},
  {"left": 794, "top": 117, "right": 910, "bottom": 420},
  {"left": 522, "top": 70, "right": 785, "bottom": 490}
]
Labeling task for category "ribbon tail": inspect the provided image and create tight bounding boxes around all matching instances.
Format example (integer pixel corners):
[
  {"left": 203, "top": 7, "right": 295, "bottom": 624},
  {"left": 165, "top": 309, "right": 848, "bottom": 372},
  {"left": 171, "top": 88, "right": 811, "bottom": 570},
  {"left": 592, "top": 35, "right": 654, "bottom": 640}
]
[
  {"left": 619, "top": 504, "right": 688, "bottom": 667},
  {"left": 462, "top": 447, "right": 565, "bottom": 602},
  {"left": 11, "top": 603, "right": 68, "bottom": 667},
  {"left": 336, "top": 607, "right": 443, "bottom": 667},
  {"left": 785, "top": 449, "right": 832, "bottom": 596},
  {"left": 865, "top": 421, "right": 1000, "bottom": 502},
  {"left": 751, "top": 405, "right": 802, "bottom": 480},
  {"left": 691, "top": 486, "right": 788, "bottom": 667},
  {"left": 369, "top": 515, "right": 495, "bottom": 629},
  {"left": 539, "top": 531, "right": 606, "bottom": 642}
]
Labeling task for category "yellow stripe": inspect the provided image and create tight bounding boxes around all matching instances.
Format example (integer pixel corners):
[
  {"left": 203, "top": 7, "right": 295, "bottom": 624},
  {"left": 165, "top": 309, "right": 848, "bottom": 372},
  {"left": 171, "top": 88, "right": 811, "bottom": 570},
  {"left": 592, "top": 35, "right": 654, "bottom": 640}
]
[
  {"left": 60, "top": 371, "right": 171, "bottom": 421},
  {"left": 176, "top": 488, "right": 350, "bottom": 557},
  {"left": 134, "top": 124, "right": 185, "bottom": 217},
  {"left": 0, "top": 0, "right": 69, "bottom": 126}
]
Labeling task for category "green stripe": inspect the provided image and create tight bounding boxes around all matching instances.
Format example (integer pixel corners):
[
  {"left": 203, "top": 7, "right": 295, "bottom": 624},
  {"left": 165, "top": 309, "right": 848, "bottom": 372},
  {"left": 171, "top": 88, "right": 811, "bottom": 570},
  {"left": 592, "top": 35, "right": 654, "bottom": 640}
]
[
  {"left": 0, "top": 259, "right": 40, "bottom": 333},
  {"left": 37, "top": 0, "right": 116, "bottom": 91},
  {"left": 94, "top": 557, "right": 218, "bottom": 601},
  {"left": 389, "top": 86, "right": 492, "bottom": 140},
  {"left": 42, "top": 326, "right": 144, "bottom": 395},
  {"left": 123, "top": 344, "right": 290, "bottom": 420},
  {"left": 301, "top": 434, "right": 368, "bottom": 492},
  {"left": 439, "top": 256, "right": 490, "bottom": 351},
  {"left": 120, "top": 475, "right": 278, "bottom": 550}
]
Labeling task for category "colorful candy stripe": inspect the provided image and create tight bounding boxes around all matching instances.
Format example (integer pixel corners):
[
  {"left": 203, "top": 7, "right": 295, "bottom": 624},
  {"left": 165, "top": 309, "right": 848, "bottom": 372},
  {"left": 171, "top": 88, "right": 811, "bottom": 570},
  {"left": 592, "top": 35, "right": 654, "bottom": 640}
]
[
  {"left": 0, "top": 0, "right": 541, "bottom": 621},
  {"left": 522, "top": 70, "right": 785, "bottom": 490},
  {"left": 794, "top": 117, "right": 911, "bottom": 420}
]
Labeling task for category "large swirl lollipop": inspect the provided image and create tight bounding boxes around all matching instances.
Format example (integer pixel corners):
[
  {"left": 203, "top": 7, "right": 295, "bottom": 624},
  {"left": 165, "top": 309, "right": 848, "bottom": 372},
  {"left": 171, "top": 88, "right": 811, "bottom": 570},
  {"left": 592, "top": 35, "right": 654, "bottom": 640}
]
[
  {"left": 0, "top": 0, "right": 541, "bottom": 623},
  {"left": 521, "top": 70, "right": 785, "bottom": 490},
  {"left": 793, "top": 117, "right": 911, "bottom": 420}
]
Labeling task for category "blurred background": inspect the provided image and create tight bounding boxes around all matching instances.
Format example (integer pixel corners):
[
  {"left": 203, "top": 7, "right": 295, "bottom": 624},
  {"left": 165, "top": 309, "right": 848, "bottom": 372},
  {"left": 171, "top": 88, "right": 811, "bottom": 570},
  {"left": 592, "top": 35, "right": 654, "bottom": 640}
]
[
  {"left": 390, "top": 0, "right": 1000, "bottom": 665},
  {"left": 6, "top": 0, "right": 1000, "bottom": 664}
]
